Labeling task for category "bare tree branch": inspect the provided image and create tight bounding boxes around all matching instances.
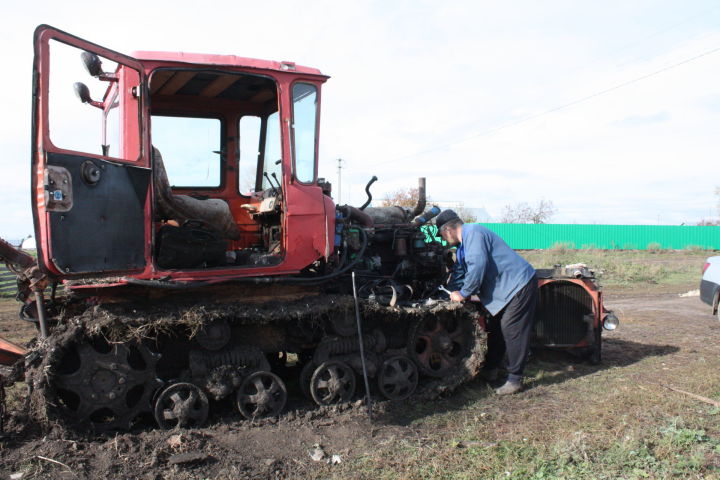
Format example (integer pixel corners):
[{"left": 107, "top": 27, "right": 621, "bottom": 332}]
[
  {"left": 499, "top": 199, "right": 556, "bottom": 224},
  {"left": 379, "top": 187, "right": 429, "bottom": 208}
]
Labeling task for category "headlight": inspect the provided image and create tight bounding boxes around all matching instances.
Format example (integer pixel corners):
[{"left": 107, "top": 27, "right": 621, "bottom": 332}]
[{"left": 603, "top": 313, "right": 619, "bottom": 331}]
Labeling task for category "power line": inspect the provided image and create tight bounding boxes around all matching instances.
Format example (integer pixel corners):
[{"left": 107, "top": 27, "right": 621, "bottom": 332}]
[
  {"left": 368, "top": 43, "right": 720, "bottom": 167},
  {"left": 604, "top": 4, "right": 720, "bottom": 66}
]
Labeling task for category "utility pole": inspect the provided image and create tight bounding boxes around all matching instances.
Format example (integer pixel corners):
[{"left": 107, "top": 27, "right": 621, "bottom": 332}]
[{"left": 337, "top": 158, "right": 343, "bottom": 204}]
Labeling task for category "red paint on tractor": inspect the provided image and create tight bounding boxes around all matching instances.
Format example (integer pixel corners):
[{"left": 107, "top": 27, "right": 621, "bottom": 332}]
[{"left": 0, "top": 338, "right": 26, "bottom": 366}]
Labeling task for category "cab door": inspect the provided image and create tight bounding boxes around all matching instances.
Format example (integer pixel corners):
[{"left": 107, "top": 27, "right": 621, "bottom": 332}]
[{"left": 32, "top": 25, "right": 150, "bottom": 277}]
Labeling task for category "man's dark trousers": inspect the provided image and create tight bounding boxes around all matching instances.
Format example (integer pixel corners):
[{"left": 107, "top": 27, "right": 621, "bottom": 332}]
[{"left": 484, "top": 275, "right": 538, "bottom": 382}]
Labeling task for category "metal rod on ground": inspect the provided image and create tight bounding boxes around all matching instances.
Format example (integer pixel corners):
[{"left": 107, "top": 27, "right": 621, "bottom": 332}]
[
  {"left": 34, "top": 290, "right": 49, "bottom": 339},
  {"left": 351, "top": 271, "right": 373, "bottom": 420}
]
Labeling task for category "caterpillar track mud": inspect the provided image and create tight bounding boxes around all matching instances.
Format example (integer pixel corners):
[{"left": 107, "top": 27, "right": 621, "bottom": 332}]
[{"left": 20, "top": 290, "right": 485, "bottom": 431}]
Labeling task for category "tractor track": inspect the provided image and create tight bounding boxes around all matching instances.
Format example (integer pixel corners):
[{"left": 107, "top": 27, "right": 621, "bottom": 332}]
[{"left": 20, "top": 294, "right": 487, "bottom": 433}]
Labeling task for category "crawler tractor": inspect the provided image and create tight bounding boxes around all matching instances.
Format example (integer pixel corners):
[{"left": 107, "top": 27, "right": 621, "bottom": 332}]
[{"left": 0, "top": 25, "right": 615, "bottom": 432}]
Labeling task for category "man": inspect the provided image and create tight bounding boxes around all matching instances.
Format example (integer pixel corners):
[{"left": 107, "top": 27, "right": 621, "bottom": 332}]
[{"left": 436, "top": 209, "right": 538, "bottom": 395}]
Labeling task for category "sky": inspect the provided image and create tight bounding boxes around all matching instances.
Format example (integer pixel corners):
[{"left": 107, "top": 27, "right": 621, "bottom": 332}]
[{"left": 1, "top": 0, "right": 719, "bottom": 239}]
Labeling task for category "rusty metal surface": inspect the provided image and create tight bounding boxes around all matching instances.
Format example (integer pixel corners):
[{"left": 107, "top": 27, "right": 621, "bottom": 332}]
[
  {"left": 0, "top": 238, "right": 35, "bottom": 271},
  {"left": 0, "top": 337, "right": 27, "bottom": 367}
]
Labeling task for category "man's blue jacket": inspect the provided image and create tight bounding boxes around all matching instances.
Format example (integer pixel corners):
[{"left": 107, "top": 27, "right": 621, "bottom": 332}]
[{"left": 452, "top": 224, "right": 535, "bottom": 316}]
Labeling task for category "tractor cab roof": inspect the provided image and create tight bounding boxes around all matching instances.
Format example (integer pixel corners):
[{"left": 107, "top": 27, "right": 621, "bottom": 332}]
[{"left": 131, "top": 51, "right": 329, "bottom": 79}]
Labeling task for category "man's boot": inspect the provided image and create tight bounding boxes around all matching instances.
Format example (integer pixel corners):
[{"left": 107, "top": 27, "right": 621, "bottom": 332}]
[{"left": 495, "top": 375, "right": 523, "bottom": 395}]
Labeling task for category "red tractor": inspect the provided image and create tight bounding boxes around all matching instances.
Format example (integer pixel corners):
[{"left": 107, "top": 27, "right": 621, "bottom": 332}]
[{"left": 0, "top": 25, "right": 615, "bottom": 432}]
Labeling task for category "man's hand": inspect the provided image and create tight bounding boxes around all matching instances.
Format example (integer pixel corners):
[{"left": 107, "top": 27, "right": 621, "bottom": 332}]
[{"left": 450, "top": 291, "right": 466, "bottom": 302}]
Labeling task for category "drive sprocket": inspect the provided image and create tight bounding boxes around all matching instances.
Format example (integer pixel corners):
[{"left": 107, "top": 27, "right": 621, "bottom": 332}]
[
  {"left": 50, "top": 337, "right": 162, "bottom": 431},
  {"left": 407, "top": 311, "right": 475, "bottom": 377}
]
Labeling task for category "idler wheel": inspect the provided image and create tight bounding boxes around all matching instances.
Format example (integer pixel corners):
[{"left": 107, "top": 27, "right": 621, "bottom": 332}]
[
  {"left": 236, "top": 371, "right": 287, "bottom": 419},
  {"left": 51, "top": 338, "right": 161, "bottom": 431},
  {"left": 378, "top": 355, "right": 418, "bottom": 400},
  {"left": 309, "top": 360, "right": 356, "bottom": 406},
  {"left": 153, "top": 382, "right": 209, "bottom": 429},
  {"left": 408, "top": 314, "right": 473, "bottom": 377}
]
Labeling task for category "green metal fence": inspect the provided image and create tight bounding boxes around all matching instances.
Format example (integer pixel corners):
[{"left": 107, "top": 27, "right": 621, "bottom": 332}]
[{"left": 475, "top": 224, "right": 720, "bottom": 250}]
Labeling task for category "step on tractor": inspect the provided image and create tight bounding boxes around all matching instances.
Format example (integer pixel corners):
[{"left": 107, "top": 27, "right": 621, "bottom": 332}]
[{"left": 0, "top": 25, "right": 617, "bottom": 432}]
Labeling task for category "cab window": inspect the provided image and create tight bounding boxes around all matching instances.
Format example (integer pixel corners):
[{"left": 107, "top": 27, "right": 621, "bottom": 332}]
[
  {"left": 262, "top": 111, "right": 282, "bottom": 190},
  {"left": 291, "top": 83, "right": 317, "bottom": 183},
  {"left": 48, "top": 39, "right": 141, "bottom": 160},
  {"left": 151, "top": 115, "right": 222, "bottom": 187},
  {"left": 239, "top": 115, "right": 261, "bottom": 195}
]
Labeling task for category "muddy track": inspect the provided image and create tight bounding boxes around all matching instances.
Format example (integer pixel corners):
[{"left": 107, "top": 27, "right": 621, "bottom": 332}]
[{"left": 21, "top": 294, "right": 487, "bottom": 433}]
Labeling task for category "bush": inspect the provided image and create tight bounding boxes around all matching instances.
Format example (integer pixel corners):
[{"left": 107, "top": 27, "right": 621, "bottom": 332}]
[
  {"left": 548, "top": 242, "right": 575, "bottom": 254},
  {"left": 646, "top": 242, "right": 663, "bottom": 253}
]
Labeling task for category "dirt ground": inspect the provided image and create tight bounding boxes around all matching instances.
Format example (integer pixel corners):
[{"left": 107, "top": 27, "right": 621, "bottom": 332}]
[{"left": 0, "top": 276, "right": 718, "bottom": 479}]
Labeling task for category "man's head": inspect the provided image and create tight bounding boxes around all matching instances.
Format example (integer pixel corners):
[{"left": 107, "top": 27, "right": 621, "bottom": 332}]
[{"left": 436, "top": 209, "right": 464, "bottom": 246}]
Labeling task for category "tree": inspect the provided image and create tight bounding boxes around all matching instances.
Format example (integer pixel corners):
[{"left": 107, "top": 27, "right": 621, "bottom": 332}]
[
  {"left": 454, "top": 206, "right": 478, "bottom": 223},
  {"left": 499, "top": 199, "right": 556, "bottom": 224},
  {"left": 696, "top": 219, "right": 720, "bottom": 226},
  {"left": 379, "top": 187, "right": 428, "bottom": 209},
  {"left": 380, "top": 189, "right": 478, "bottom": 222},
  {"left": 696, "top": 187, "right": 720, "bottom": 225}
]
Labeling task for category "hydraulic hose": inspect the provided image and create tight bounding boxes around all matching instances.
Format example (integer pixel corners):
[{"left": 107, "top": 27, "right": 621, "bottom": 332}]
[{"left": 359, "top": 176, "right": 378, "bottom": 211}]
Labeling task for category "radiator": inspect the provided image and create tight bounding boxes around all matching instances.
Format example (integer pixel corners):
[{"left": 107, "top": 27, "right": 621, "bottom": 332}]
[{"left": 534, "top": 280, "right": 594, "bottom": 346}]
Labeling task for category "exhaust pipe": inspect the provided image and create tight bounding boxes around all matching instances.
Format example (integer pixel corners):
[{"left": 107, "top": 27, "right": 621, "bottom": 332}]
[{"left": 410, "top": 177, "right": 426, "bottom": 217}]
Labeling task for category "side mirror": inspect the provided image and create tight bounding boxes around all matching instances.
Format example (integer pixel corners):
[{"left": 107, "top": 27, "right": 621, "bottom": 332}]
[
  {"left": 73, "top": 82, "right": 92, "bottom": 103},
  {"left": 81, "top": 51, "right": 103, "bottom": 77},
  {"left": 73, "top": 82, "right": 103, "bottom": 108}
]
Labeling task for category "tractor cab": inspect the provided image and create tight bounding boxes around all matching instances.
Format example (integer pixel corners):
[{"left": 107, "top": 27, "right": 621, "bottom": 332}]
[{"left": 32, "top": 25, "right": 335, "bottom": 287}]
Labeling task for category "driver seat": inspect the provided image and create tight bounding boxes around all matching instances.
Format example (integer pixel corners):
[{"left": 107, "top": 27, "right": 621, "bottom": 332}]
[{"left": 152, "top": 147, "right": 241, "bottom": 240}]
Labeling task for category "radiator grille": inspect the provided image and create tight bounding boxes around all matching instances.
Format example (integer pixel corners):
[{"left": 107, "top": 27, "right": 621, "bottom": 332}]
[{"left": 534, "top": 281, "right": 593, "bottom": 346}]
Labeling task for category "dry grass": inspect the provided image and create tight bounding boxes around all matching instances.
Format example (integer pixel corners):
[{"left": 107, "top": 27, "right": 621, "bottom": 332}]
[
  {"left": 521, "top": 249, "right": 709, "bottom": 291},
  {"left": 0, "top": 298, "right": 35, "bottom": 346},
  {"left": 312, "top": 353, "right": 720, "bottom": 479}
]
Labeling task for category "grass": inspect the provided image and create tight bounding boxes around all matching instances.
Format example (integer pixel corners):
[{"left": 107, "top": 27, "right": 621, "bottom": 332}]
[
  {"left": 520, "top": 249, "right": 710, "bottom": 290},
  {"left": 314, "top": 370, "right": 720, "bottom": 479},
  {"left": 318, "top": 409, "right": 720, "bottom": 479},
  {"left": 0, "top": 297, "right": 35, "bottom": 345}
]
